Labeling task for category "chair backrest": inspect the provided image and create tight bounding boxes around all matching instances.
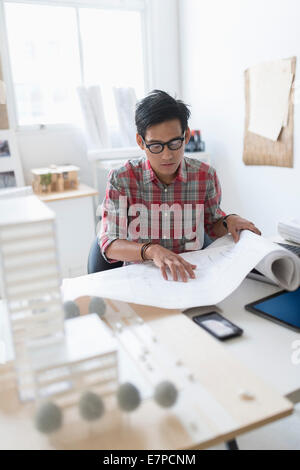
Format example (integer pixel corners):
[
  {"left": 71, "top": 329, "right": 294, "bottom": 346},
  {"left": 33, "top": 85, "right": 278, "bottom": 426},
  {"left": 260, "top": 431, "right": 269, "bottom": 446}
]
[
  {"left": 87, "top": 237, "right": 123, "bottom": 274},
  {"left": 203, "top": 233, "right": 213, "bottom": 248}
]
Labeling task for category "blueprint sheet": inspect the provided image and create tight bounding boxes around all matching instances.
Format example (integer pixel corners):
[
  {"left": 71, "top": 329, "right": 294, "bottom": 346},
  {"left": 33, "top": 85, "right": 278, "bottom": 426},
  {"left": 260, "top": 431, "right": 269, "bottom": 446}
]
[{"left": 62, "top": 231, "right": 300, "bottom": 309}]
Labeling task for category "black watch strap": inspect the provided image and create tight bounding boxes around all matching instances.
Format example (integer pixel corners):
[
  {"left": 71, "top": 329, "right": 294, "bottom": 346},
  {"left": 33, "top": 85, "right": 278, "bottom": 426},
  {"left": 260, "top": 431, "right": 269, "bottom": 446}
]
[
  {"left": 222, "top": 214, "right": 238, "bottom": 230},
  {"left": 141, "top": 241, "right": 152, "bottom": 261}
]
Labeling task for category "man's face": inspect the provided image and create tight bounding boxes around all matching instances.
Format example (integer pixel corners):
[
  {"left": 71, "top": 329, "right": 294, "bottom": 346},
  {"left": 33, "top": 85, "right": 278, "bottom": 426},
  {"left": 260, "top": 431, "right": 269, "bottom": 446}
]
[{"left": 136, "top": 119, "right": 190, "bottom": 184}]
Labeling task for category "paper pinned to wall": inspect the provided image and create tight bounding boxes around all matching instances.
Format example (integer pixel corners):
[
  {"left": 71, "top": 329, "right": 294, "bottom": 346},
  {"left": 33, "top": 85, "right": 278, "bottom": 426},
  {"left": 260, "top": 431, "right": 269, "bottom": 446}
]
[
  {"left": 0, "top": 80, "right": 6, "bottom": 105},
  {"left": 248, "top": 58, "right": 293, "bottom": 141},
  {"left": 243, "top": 57, "right": 296, "bottom": 167}
]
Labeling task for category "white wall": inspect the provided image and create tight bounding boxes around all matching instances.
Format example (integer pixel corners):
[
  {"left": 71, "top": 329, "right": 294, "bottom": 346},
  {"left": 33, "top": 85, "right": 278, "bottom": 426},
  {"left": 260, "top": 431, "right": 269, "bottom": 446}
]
[
  {"left": 17, "top": 127, "right": 94, "bottom": 188},
  {"left": 179, "top": 0, "right": 300, "bottom": 236},
  {"left": 147, "top": 0, "right": 181, "bottom": 96}
]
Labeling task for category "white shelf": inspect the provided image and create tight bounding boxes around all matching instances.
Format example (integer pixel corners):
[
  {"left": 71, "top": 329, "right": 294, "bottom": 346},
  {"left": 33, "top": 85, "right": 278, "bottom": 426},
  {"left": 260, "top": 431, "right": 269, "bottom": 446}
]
[
  {"left": 88, "top": 146, "right": 142, "bottom": 162},
  {"left": 185, "top": 152, "right": 210, "bottom": 165},
  {"left": 38, "top": 183, "right": 98, "bottom": 203},
  {"left": 95, "top": 152, "right": 211, "bottom": 171}
]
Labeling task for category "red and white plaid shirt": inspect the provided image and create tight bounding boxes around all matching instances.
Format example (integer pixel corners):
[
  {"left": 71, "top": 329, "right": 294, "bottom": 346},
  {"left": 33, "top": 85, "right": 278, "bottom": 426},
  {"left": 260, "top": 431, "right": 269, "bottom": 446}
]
[{"left": 99, "top": 155, "right": 226, "bottom": 263}]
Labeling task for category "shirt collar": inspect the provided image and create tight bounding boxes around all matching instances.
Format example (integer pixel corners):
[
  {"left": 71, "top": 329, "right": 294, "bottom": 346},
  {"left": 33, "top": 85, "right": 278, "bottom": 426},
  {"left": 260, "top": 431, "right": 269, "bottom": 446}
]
[
  {"left": 142, "top": 156, "right": 187, "bottom": 185},
  {"left": 176, "top": 157, "right": 187, "bottom": 182},
  {"left": 143, "top": 156, "right": 157, "bottom": 184}
]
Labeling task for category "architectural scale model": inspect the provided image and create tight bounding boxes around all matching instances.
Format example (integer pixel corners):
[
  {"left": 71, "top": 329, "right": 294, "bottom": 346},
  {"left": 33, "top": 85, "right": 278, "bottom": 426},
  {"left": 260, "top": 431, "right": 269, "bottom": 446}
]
[
  {"left": 1, "top": 195, "right": 258, "bottom": 447},
  {"left": 0, "top": 195, "right": 65, "bottom": 400},
  {"left": 0, "top": 195, "right": 183, "bottom": 444},
  {"left": 31, "top": 165, "right": 79, "bottom": 195}
]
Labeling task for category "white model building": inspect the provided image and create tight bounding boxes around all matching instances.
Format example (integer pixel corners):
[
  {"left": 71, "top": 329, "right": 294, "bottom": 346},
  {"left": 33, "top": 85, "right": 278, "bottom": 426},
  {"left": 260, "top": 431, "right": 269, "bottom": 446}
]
[
  {"left": 0, "top": 195, "right": 65, "bottom": 400},
  {"left": 30, "top": 313, "right": 118, "bottom": 409},
  {"left": 0, "top": 195, "right": 181, "bottom": 443},
  {"left": 0, "top": 195, "right": 119, "bottom": 410}
]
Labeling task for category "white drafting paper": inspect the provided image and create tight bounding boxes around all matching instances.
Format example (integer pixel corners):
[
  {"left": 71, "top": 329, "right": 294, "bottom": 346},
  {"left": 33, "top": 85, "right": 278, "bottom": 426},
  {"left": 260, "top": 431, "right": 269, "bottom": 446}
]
[
  {"left": 113, "top": 87, "right": 137, "bottom": 147},
  {"left": 88, "top": 86, "right": 111, "bottom": 148},
  {"left": 62, "top": 231, "right": 300, "bottom": 309},
  {"left": 248, "top": 59, "right": 293, "bottom": 141},
  {"left": 278, "top": 218, "right": 300, "bottom": 244},
  {"left": 77, "top": 86, "right": 101, "bottom": 149}
]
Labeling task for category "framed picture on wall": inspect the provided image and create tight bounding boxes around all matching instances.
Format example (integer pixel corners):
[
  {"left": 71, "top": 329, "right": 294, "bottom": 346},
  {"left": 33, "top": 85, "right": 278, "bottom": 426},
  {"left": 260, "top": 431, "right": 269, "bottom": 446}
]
[{"left": 0, "top": 130, "right": 24, "bottom": 190}]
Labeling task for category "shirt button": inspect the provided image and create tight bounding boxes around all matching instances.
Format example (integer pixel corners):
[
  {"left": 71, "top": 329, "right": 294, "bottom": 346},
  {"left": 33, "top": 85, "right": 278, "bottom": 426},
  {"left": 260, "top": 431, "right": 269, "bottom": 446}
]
[
  {"left": 163, "top": 235, "right": 167, "bottom": 239},
  {"left": 164, "top": 213, "right": 168, "bottom": 217},
  {"left": 164, "top": 188, "right": 167, "bottom": 192}
]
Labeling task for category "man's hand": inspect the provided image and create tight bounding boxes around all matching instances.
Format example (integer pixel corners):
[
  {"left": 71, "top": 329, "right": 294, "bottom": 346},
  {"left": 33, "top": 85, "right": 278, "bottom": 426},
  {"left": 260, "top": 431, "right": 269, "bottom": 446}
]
[
  {"left": 226, "top": 215, "right": 261, "bottom": 243},
  {"left": 145, "top": 244, "right": 197, "bottom": 282}
]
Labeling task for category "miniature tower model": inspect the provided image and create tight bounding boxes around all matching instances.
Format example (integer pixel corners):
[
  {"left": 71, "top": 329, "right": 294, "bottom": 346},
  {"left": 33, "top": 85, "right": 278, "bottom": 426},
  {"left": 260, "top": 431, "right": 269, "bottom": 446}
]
[
  {"left": 0, "top": 195, "right": 65, "bottom": 400},
  {"left": 30, "top": 314, "right": 118, "bottom": 411}
]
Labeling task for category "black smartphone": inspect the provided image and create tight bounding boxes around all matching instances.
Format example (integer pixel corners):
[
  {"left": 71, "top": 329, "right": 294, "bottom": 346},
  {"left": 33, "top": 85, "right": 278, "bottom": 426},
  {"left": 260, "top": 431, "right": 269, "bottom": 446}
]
[{"left": 192, "top": 311, "right": 243, "bottom": 341}]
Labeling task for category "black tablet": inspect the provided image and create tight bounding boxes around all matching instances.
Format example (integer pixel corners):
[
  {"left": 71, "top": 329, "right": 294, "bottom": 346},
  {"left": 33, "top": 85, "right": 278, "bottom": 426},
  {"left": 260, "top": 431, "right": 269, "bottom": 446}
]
[{"left": 245, "top": 288, "right": 300, "bottom": 332}]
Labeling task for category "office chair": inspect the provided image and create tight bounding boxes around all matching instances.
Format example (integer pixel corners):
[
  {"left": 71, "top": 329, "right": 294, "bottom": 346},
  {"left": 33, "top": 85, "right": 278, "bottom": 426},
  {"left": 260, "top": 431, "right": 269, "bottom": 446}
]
[{"left": 87, "top": 237, "right": 123, "bottom": 274}]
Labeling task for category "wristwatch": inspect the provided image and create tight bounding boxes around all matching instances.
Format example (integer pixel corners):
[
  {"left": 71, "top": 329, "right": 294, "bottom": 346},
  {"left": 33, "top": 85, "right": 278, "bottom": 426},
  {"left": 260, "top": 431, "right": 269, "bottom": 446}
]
[{"left": 222, "top": 214, "right": 237, "bottom": 230}]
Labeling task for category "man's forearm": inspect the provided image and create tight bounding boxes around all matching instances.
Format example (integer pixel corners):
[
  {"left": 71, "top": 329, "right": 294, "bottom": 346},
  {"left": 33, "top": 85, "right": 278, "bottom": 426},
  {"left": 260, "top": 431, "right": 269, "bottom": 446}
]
[
  {"left": 211, "top": 217, "right": 228, "bottom": 238},
  {"left": 105, "top": 239, "right": 146, "bottom": 262}
]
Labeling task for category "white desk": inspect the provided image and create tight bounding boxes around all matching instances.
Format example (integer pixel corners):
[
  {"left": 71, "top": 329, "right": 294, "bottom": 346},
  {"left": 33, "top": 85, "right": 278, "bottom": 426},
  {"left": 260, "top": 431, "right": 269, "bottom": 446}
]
[
  {"left": 67, "top": 268, "right": 300, "bottom": 404},
  {"left": 0, "top": 292, "right": 293, "bottom": 450},
  {"left": 216, "top": 278, "right": 300, "bottom": 402}
]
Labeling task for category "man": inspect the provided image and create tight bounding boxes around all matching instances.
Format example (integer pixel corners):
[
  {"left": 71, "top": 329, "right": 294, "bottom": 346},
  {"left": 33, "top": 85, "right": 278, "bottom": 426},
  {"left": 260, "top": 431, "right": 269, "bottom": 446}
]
[{"left": 99, "top": 90, "right": 261, "bottom": 282}]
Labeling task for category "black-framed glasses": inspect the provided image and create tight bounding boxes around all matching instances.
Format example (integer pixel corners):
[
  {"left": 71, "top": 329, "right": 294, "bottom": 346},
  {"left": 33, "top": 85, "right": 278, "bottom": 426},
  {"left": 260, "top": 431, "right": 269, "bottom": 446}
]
[{"left": 142, "top": 134, "right": 185, "bottom": 154}]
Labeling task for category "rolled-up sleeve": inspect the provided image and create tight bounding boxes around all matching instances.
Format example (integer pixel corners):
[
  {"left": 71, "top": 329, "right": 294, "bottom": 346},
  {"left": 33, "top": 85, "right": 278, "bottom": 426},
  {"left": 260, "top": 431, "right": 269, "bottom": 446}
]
[
  {"left": 98, "top": 170, "right": 128, "bottom": 263},
  {"left": 204, "top": 167, "right": 226, "bottom": 239}
]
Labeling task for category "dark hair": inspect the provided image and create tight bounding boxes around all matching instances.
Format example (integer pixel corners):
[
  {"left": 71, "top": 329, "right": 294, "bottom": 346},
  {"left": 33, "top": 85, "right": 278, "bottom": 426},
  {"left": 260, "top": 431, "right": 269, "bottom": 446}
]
[{"left": 135, "top": 90, "right": 191, "bottom": 138}]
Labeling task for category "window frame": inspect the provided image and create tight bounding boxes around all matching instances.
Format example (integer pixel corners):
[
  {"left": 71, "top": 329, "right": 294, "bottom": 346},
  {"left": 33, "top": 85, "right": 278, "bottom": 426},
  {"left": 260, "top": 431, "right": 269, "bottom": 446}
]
[{"left": 0, "top": 0, "right": 151, "bottom": 132}]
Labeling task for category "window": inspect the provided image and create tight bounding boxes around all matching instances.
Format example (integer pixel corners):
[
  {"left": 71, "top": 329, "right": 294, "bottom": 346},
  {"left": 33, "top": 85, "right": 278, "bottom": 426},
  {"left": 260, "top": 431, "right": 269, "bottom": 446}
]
[
  {"left": 4, "top": 3, "right": 82, "bottom": 126},
  {"left": 3, "top": 0, "right": 147, "bottom": 132},
  {"left": 79, "top": 8, "right": 145, "bottom": 130}
]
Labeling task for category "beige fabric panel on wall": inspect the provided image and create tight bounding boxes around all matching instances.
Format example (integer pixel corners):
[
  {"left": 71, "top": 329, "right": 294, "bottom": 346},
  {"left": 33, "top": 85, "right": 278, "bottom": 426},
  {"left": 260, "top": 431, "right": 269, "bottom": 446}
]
[
  {"left": 0, "top": 55, "right": 9, "bottom": 129},
  {"left": 243, "top": 57, "right": 296, "bottom": 168}
]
